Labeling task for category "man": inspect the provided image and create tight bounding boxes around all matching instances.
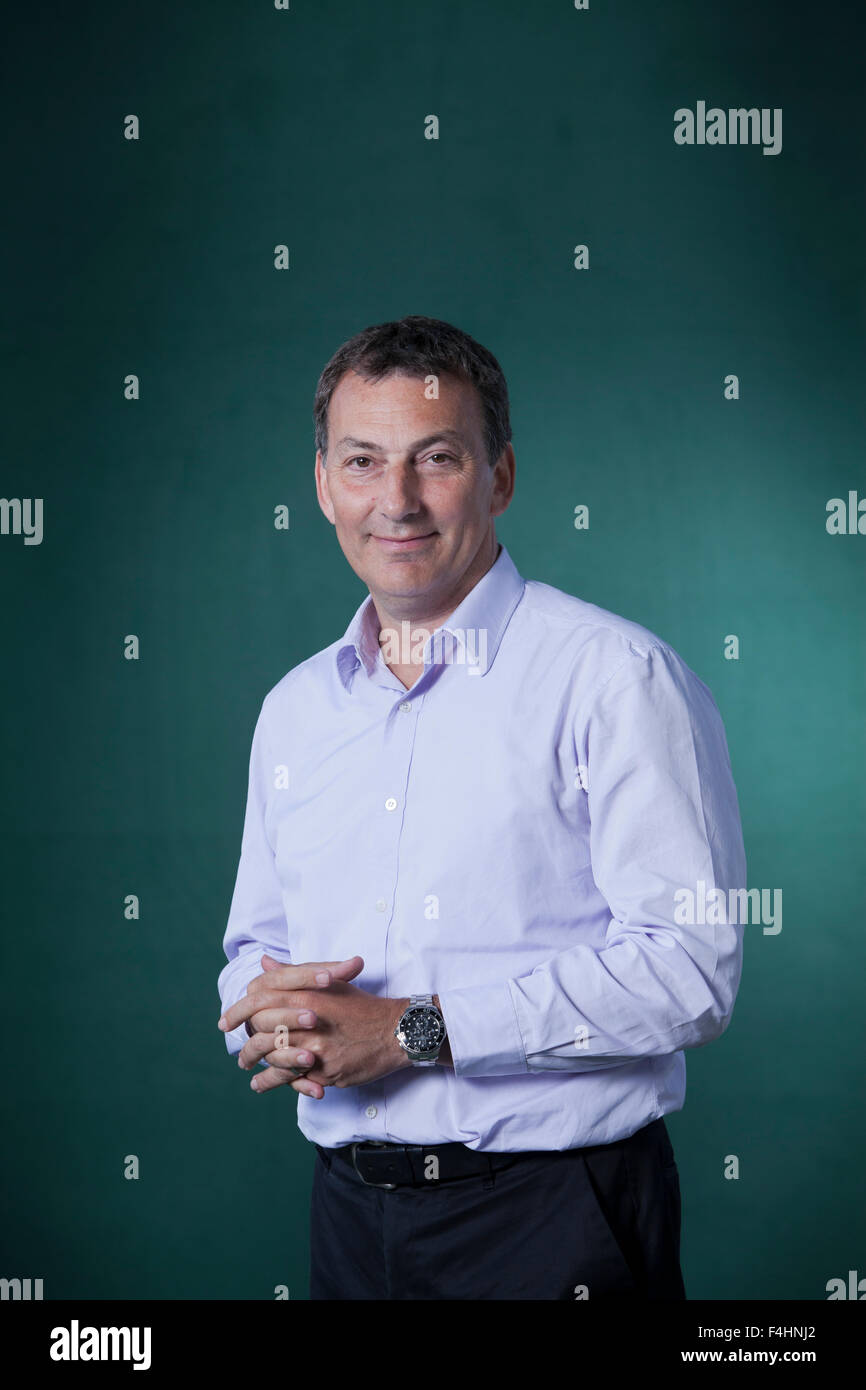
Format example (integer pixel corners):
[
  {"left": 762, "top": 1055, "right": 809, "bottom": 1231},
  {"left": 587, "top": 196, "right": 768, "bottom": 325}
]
[{"left": 217, "top": 314, "right": 746, "bottom": 1301}]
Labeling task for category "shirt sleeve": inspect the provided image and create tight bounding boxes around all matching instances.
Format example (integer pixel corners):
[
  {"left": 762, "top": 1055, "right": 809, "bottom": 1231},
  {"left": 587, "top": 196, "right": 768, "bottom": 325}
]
[
  {"left": 217, "top": 699, "right": 293, "bottom": 1062},
  {"left": 439, "top": 642, "right": 747, "bottom": 1078}
]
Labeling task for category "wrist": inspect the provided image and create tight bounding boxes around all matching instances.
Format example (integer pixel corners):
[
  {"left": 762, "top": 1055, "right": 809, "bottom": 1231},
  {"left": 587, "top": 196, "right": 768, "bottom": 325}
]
[
  {"left": 390, "top": 998, "right": 412, "bottom": 1067},
  {"left": 391, "top": 994, "right": 452, "bottom": 1068},
  {"left": 432, "top": 995, "right": 452, "bottom": 1067}
]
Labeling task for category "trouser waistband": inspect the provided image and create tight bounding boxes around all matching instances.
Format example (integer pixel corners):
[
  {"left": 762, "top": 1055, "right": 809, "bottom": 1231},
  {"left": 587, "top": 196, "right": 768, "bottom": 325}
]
[{"left": 315, "top": 1132, "right": 642, "bottom": 1189}]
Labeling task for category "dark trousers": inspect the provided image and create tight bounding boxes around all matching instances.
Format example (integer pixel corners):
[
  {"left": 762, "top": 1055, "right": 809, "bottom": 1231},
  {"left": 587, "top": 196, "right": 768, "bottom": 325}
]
[{"left": 309, "top": 1117, "right": 686, "bottom": 1300}]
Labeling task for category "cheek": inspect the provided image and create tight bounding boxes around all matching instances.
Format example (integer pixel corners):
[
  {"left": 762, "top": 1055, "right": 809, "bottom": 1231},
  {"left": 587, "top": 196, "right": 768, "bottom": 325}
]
[
  {"left": 426, "top": 481, "right": 484, "bottom": 519},
  {"left": 332, "top": 505, "right": 367, "bottom": 539}
]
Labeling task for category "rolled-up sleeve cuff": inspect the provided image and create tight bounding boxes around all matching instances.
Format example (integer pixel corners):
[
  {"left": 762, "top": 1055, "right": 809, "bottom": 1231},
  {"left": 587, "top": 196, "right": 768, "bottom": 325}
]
[
  {"left": 218, "top": 947, "right": 295, "bottom": 1064},
  {"left": 223, "top": 1021, "right": 250, "bottom": 1059},
  {"left": 437, "top": 980, "right": 528, "bottom": 1077}
]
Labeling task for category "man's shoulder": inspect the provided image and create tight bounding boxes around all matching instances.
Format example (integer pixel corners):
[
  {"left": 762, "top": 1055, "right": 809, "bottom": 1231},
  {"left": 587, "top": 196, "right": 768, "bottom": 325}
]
[
  {"left": 256, "top": 636, "right": 345, "bottom": 720},
  {"left": 519, "top": 578, "right": 715, "bottom": 715},
  {"left": 520, "top": 576, "right": 671, "bottom": 664}
]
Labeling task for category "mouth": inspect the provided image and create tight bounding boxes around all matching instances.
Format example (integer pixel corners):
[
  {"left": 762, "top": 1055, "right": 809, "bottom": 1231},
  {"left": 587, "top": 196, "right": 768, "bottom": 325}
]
[{"left": 371, "top": 532, "right": 437, "bottom": 550}]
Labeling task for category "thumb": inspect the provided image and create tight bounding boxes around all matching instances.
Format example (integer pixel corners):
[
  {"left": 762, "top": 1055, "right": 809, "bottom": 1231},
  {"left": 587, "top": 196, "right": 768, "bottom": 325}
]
[
  {"left": 260, "top": 953, "right": 364, "bottom": 981},
  {"left": 328, "top": 955, "right": 365, "bottom": 982}
]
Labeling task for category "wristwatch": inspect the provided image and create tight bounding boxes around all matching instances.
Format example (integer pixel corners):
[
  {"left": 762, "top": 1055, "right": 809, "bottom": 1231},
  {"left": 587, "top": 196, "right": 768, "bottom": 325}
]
[{"left": 394, "top": 994, "right": 447, "bottom": 1066}]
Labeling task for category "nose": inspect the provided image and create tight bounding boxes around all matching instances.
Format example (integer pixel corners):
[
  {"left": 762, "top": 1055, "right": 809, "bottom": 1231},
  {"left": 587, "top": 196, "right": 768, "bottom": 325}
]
[{"left": 378, "top": 460, "right": 423, "bottom": 521}]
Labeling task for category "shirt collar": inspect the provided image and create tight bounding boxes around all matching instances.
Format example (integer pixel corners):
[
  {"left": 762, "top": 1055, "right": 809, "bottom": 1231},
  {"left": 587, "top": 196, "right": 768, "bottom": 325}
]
[{"left": 335, "top": 542, "right": 525, "bottom": 691}]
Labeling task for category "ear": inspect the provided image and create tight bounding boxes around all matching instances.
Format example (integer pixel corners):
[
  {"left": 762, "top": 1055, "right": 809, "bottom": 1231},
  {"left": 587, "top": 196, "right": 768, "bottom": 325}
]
[
  {"left": 490, "top": 441, "right": 516, "bottom": 517},
  {"left": 314, "top": 449, "right": 336, "bottom": 524}
]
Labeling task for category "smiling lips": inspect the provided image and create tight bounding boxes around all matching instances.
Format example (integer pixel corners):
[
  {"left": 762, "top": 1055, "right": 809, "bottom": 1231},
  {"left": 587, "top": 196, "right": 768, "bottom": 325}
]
[{"left": 373, "top": 532, "right": 436, "bottom": 548}]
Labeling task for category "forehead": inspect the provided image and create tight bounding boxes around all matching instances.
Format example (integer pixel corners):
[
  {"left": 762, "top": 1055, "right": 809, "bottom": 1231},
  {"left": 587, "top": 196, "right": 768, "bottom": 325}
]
[{"left": 328, "top": 369, "right": 484, "bottom": 443}]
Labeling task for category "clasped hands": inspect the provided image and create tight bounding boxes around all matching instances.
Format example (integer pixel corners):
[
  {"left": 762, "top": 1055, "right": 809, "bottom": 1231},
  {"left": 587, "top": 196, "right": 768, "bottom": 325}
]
[{"left": 217, "top": 954, "right": 412, "bottom": 1097}]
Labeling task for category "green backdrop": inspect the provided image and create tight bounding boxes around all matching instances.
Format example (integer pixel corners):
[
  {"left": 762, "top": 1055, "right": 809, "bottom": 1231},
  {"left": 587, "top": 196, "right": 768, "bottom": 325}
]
[{"left": 2, "top": 0, "right": 863, "bottom": 1300}]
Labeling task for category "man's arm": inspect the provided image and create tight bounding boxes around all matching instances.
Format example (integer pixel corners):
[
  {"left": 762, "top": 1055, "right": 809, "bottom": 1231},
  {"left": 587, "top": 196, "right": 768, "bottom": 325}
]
[
  {"left": 432, "top": 995, "right": 452, "bottom": 1066},
  {"left": 437, "top": 643, "right": 747, "bottom": 1078},
  {"left": 218, "top": 698, "right": 294, "bottom": 1062}
]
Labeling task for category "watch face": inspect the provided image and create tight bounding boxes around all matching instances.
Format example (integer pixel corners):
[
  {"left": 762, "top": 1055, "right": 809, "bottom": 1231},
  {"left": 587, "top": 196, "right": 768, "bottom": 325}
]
[{"left": 401, "top": 1006, "right": 446, "bottom": 1053}]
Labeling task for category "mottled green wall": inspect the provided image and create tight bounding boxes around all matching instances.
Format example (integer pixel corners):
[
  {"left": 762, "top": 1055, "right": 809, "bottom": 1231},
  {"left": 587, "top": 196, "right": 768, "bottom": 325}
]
[{"left": 2, "top": 0, "right": 862, "bottom": 1299}]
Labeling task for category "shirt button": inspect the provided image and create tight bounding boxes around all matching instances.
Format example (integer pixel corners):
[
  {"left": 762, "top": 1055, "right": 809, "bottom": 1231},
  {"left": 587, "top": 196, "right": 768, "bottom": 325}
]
[
  {"left": 399, "top": 701, "right": 411, "bottom": 712},
  {"left": 385, "top": 797, "right": 398, "bottom": 811},
  {"left": 375, "top": 898, "right": 387, "bottom": 912},
  {"left": 365, "top": 1105, "right": 378, "bottom": 1119}
]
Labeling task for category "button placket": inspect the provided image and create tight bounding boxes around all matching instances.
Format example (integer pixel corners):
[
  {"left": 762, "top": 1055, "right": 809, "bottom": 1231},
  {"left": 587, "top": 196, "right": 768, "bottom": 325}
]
[{"left": 377, "top": 690, "right": 424, "bottom": 1139}]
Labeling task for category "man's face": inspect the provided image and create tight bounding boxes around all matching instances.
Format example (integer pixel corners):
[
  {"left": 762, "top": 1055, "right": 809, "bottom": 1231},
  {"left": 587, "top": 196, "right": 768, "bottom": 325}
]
[{"left": 315, "top": 369, "right": 514, "bottom": 616}]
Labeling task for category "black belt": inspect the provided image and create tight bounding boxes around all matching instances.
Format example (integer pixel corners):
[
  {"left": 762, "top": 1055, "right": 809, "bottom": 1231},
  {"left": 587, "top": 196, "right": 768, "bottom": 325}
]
[{"left": 318, "top": 1139, "right": 548, "bottom": 1189}]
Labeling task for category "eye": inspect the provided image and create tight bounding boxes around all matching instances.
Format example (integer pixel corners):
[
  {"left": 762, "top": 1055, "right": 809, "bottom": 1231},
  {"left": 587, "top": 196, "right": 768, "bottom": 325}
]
[
  {"left": 347, "top": 456, "right": 373, "bottom": 469},
  {"left": 426, "top": 453, "right": 454, "bottom": 463}
]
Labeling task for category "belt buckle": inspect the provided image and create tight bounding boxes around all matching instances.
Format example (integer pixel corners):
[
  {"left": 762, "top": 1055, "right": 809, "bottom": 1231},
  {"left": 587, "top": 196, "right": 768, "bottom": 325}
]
[{"left": 351, "top": 1141, "right": 398, "bottom": 1189}]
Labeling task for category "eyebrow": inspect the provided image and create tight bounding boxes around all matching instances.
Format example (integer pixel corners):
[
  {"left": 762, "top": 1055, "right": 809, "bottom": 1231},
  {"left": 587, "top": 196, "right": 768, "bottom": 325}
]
[{"left": 334, "top": 429, "right": 470, "bottom": 455}]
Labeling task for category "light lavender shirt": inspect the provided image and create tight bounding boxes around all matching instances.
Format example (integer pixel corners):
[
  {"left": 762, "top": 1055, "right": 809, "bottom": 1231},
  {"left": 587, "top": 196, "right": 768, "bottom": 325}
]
[{"left": 218, "top": 543, "right": 746, "bottom": 1152}]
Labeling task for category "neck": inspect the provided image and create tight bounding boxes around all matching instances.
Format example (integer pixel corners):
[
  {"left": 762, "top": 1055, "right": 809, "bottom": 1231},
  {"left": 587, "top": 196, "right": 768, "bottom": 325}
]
[
  {"left": 373, "top": 538, "right": 500, "bottom": 637},
  {"left": 371, "top": 539, "right": 501, "bottom": 685}
]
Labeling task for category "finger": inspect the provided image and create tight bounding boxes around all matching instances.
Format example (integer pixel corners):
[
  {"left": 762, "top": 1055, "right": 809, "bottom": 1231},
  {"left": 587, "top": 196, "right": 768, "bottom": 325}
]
[
  {"left": 239, "top": 1031, "right": 316, "bottom": 1071},
  {"left": 260, "top": 956, "right": 365, "bottom": 991},
  {"left": 253, "top": 1059, "right": 327, "bottom": 1095},
  {"left": 244, "top": 1005, "right": 321, "bottom": 1037},
  {"left": 245, "top": 955, "right": 363, "bottom": 1003},
  {"left": 250, "top": 1064, "right": 295, "bottom": 1094},
  {"left": 218, "top": 958, "right": 364, "bottom": 1032},
  {"left": 290, "top": 1076, "right": 325, "bottom": 1099},
  {"left": 220, "top": 987, "right": 320, "bottom": 1034}
]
